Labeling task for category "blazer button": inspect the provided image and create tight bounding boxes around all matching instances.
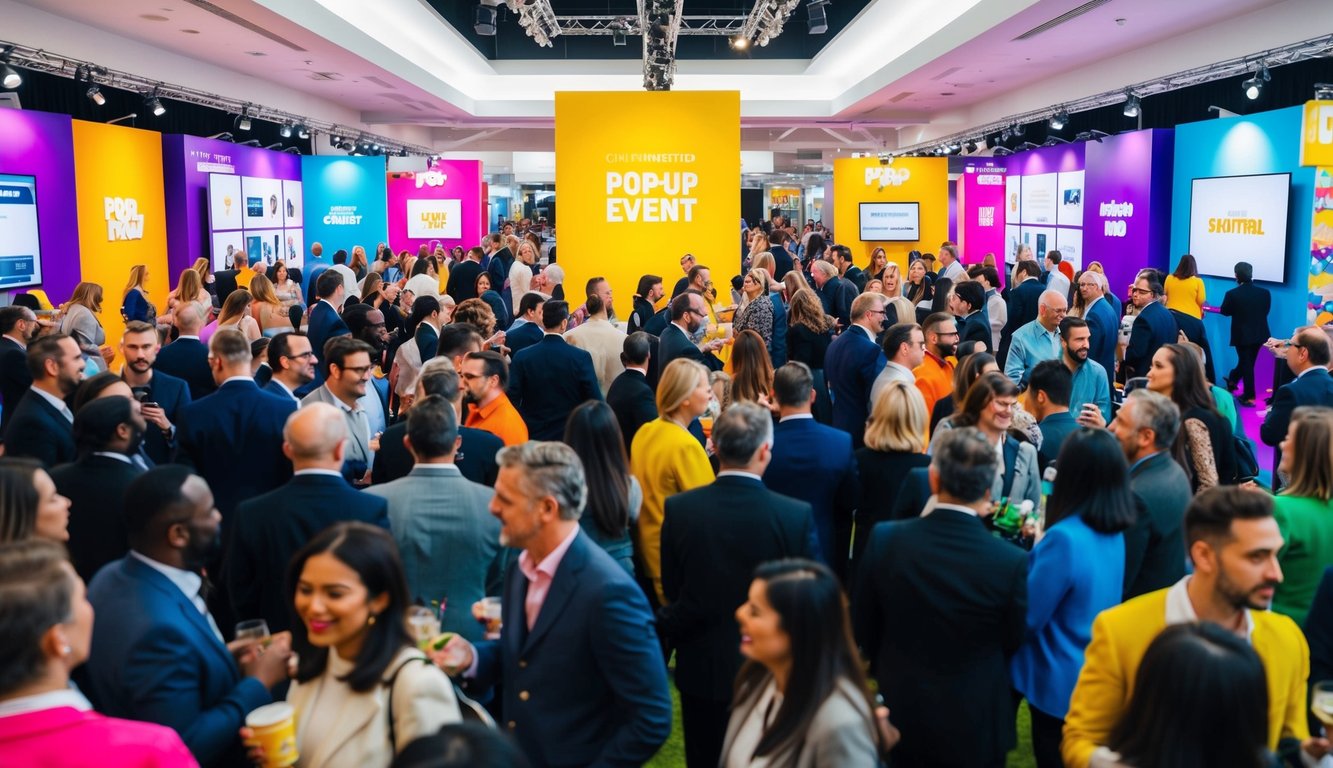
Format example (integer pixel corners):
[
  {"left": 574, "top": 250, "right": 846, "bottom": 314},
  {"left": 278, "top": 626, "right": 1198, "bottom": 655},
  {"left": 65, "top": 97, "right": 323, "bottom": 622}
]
[
  {"left": 519, "top": 690, "right": 531, "bottom": 701},
  {"left": 507, "top": 720, "right": 516, "bottom": 730}
]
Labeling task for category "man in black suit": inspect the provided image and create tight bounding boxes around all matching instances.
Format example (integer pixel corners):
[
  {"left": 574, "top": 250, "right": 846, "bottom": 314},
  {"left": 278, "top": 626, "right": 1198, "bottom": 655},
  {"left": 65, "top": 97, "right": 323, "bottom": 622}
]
[
  {"left": 1261, "top": 327, "right": 1333, "bottom": 487},
  {"left": 3, "top": 334, "right": 84, "bottom": 467},
  {"left": 305, "top": 270, "right": 351, "bottom": 392},
  {"left": 628, "top": 275, "right": 664, "bottom": 335},
  {"left": 1124, "top": 274, "right": 1178, "bottom": 380},
  {"left": 1220, "top": 261, "right": 1272, "bottom": 405},
  {"left": 768, "top": 229, "right": 795, "bottom": 279},
  {"left": 507, "top": 301, "right": 603, "bottom": 440},
  {"left": 212, "top": 250, "right": 245, "bottom": 304},
  {"left": 1000, "top": 260, "right": 1045, "bottom": 366},
  {"left": 154, "top": 303, "right": 215, "bottom": 400},
  {"left": 952, "top": 280, "right": 992, "bottom": 351},
  {"left": 505, "top": 291, "right": 546, "bottom": 355},
  {"left": 1112, "top": 389, "right": 1191, "bottom": 599},
  {"left": 660, "top": 402, "right": 816, "bottom": 768},
  {"left": 484, "top": 234, "right": 515, "bottom": 301},
  {"left": 51, "top": 396, "right": 147, "bottom": 581},
  {"left": 445, "top": 246, "right": 485, "bottom": 303},
  {"left": 118, "top": 320, "right": 191, "bottom": 465},
  {"left": 813, "top": 257, "right": 857, "bottom": 330},
  {"left": 659, "top": 292, "right": 725, "bottom": 372},
  {"left": 854, "top": 426, "right": 1028, "bottom": 768},
  {"left": 830, "top": 244, "right": 867, "bottom": 293},
  {"left": 262, "top": 332, "right": 315, "bottom": 404},
  {"left": 606, "top": 332, "right": 657, "bottom": 456},
  {"left": 0, "top": 305, "right": 38, "bottom": 439},
  {"left": 227, "top": 403, "right": 389, "bottom": 632}
]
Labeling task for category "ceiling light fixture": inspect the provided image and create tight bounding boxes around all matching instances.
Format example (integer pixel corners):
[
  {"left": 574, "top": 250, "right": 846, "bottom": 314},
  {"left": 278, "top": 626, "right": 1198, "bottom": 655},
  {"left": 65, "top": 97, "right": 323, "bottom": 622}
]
[
  {"left": 297, "top": 124, "right": 310, "bottom": 139},
  {"left": 474, "top": 4, "right": 498, "bottom": 35},
  {"left": 1049, "top": 108, "right": 1069, "bottom": 130},
  {"left": 86, "top": 84, "right": 105, "bottom": 106},
  {"left": 1243, "top": 65, "right": 1270, "bottom": 100},
  {"left": 280, "top": 123, "right": 292, "bottom": 138},
  {"left": 730, "top": 35, "right": 749, "bottom": 50},
  {"left": 807, "top": 0, "right": 829, "bottom": 35},
  {"left": 237, "top": 105, "right": 252, "bottom": 131},
  {"left": 1122, "top": 92, "right": 1140, "bottom": 117},
  {"left": 0, "top": 46, "right": 21, "bottom": 89},
  {"left": 144, "top": 89, "right": 166, "bottom": 117}
]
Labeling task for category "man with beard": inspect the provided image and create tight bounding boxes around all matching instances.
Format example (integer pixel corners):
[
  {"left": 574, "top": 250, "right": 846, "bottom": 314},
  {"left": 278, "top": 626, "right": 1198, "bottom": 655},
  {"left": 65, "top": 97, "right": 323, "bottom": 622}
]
[
  {"left": 119, "top": 321, "right": 191, "bottom": 465},
  {"left": 659, "top": 291, "right": 725, "bottom": 372},
  {"left": 1063, "top": 487, "right": 1327, "bottom": 767},
  {"left": 628, "top": 274, "right": 664, "bottom": 335},
  {"left": 300, "top": 337, "right": 380, "bottom": 486},
  {"left": 342, "top": 304, "right": 392, "bottom": 437},
  {"left": 263, "top": 332, "right": 316, "bottom": 404},
  {"left": 0, "top": 304, "right": 40, "bottom": 438},
  {"left": 912, "top": 312, "right": 958, "bottom": 418},
  {"left": 1058, "top": 316, "right": 1110, "bottom": 425},
  {"left": 80, "top": 466, "right": 294, "bottom": 768},
  {"left": 51, "top": 396, "right": 149, "bottom": 581},
  {"left": 3, "top": 334, "right": 85, "bottom": 466},
  {"left": 461, "top": 350, "right": 528, "bottom": 446}
]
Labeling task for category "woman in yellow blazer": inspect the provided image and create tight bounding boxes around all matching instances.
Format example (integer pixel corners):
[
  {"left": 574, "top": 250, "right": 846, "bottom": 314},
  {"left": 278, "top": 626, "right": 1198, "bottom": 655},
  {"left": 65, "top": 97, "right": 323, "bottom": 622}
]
[
  {"left": 630, "top": 358, "right": 716, "bottom": 605},
  {"left": 1061, "top": 488, "right": 1315, "bottom": 768},
  {"left": 1163, "top": 254, "right": 1206, "bottom": 318}
]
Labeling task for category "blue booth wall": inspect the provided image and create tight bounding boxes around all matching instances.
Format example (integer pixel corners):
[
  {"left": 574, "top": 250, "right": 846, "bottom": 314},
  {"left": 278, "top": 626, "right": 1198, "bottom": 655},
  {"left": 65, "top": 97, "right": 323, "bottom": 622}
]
[
  {"left": 301, "top": 155, "right": 389, "bottom": 293},
  {"left": 1170, "top": 105, "right": 1315, "bottom": 381}
]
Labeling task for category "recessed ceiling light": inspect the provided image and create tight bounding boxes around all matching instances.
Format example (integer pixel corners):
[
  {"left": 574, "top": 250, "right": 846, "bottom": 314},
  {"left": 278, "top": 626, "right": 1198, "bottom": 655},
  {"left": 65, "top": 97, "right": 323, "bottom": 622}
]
[
  {"left": 181, "top": 29, "right": 200, "bottom": 34},
  {"left": 139, "top": 14, "right": 168, "bottom": 21},
  {"left": 246, "top": 51, "right": 267, "bottom": 57}
]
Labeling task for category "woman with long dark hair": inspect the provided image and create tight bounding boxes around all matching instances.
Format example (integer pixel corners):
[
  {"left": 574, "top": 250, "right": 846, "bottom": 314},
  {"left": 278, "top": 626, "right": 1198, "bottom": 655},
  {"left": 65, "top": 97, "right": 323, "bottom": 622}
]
[
  {"left": 0, "top": 458, "right": 70, "bottom": 544},
  {"left": 1011, "top": 428, "right": 1136, "bottom": 768},
  {"left": 1146, "top": 343, "right": 1237, "bottom": 491},
  {"left": 564, "top": 401, "right": 641, "bottom": 574},
  {"left": 729, "top": 330, "right": 775, "bottom": 410},
  {"left": 1105, "top": 623, "right": 1272, "bottom": 768},
  {"left": 721, "top": 559, "right": 882, "bottom": 766},
  {"left": 258, "top": 522, "right": 461, "bottom": 767},
  {"left": 904, "top": 257, "right": 933, "bottom": 304},
  {"left": 786, "top": 288, "right": 834, "bottom": 422},
  {"left": 931, "top": 372, "right": 1041, "bottom": 508}
]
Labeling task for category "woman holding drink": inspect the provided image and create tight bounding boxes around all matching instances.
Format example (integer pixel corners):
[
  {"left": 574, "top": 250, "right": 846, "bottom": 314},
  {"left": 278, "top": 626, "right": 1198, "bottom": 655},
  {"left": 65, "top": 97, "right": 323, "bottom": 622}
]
[{"left": 242, "top": 522, "right": 461, "bottom": 767}]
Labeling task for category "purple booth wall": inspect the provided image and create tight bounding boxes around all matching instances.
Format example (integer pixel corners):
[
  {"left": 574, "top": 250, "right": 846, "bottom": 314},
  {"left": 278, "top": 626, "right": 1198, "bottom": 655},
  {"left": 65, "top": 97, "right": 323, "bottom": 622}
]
[
  {"left": 0, "top": 109, "right": 81, "bottom": 302},
  {"left": 1083, "top": 129, "right": 1175, "bottom": 299}
]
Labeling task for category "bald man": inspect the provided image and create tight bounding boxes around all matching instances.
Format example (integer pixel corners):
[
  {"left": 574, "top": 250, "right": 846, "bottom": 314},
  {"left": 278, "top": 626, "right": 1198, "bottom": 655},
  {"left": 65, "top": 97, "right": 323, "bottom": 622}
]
[
  {"left": 1004, "top": 289, "right": 1068, "bottom": 390},
  {"left": 225, "top": 403, "right": 389, "bottom": 632}
]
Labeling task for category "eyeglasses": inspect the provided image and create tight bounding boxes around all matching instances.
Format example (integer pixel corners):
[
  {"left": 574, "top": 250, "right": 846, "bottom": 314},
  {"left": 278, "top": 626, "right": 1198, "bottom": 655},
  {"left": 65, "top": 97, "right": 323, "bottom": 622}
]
[
  {"left": 340, "top": 364, "right": 374, "bottom": 377},
  {"left": 1130, "top": 288, "right": 1153, "bottom": 296},
  {"left": 866, "top": 309, "right": 886, "bottom": 316},
  {"left": 936, "top": 330, "right": 960, "bottom": 338},
  {"left": 286, "top": 351, "right": 316, "bottom": 361}
]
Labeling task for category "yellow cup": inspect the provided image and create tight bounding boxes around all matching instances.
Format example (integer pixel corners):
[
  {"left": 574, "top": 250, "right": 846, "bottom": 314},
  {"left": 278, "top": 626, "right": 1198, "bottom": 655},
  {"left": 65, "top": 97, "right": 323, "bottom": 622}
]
[{"left": 245, "top": 702, "right": 299, "bottom": 768}]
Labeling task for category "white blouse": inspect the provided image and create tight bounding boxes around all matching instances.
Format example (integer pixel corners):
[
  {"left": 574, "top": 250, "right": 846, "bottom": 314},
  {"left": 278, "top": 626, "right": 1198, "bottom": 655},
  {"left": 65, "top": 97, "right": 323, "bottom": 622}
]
[{"left": 509, "top": 260, "right": 532, "bottom": 300}]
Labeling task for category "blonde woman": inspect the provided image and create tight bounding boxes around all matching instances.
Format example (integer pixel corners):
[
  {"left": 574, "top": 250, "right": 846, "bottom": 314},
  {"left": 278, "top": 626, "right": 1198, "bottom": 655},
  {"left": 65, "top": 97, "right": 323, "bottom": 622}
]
[
  {"left": 511, "top": 241, "right": 538, "bottom": 303},
  {"left": 881, "top": 262, "right": 905, "bottom": 299},
  {"left": 202, "top": 289, "right": 260, "bottom": 345},
  {"left": 749, "top": 232, "right": 771, "bottom": 259},
  {"left": 248, "top": 274, "right": 291, "bottom": 337},
  {"left": 121, "top": 265, "right": 156, "bottom": 324},
  {"left": 349, "top": 245, "right": 370, "bottom": 281},
  {"left": 191, "top": 256, "right": 217, "bottom": 299},
  {"left": 781, "top": 270, "right": 812, "bottom": 303},
  {"left": 59, "top": 282, "right": 113, "bottom": 370},
  {"left": 733, "top": 268, "right": 775, "bottom": 348},
  {"left": 163, "top": 268, "right": 211, "bottom": 328},
  {"left": 887, "top": 295, "right": 918, "bottom": 327},
  {"left": 853, "top": 380, "right": 932, "bottom": 567},
  {"left": 630, "top": 358, "right": 715, "bottom": 604}
]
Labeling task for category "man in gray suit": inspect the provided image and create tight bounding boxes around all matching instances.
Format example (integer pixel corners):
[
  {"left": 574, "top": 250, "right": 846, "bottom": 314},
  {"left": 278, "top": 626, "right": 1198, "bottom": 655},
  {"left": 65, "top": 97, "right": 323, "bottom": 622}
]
[{"left": 366, "top": 393, "right": 500, "bottom": 641}]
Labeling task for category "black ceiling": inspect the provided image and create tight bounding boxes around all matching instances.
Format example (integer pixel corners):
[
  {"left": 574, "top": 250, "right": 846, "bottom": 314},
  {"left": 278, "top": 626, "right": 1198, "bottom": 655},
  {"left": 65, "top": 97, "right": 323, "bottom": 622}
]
[{"left": 426, "top": 0, "right": 871, "bottom": 60}]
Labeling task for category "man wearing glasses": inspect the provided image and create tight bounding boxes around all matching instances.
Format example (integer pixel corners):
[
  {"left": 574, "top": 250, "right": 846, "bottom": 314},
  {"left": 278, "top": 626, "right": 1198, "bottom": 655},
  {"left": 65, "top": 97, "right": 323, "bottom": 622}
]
[
  {"left": 1004, "top": 290, "right": 1067, "bottom": 390},
  {"left": 1260, "top": 328, "right": 1333, "bottom": 488},
  {"left": 263, "top": 332, "right": 316, "bottom": 404},
  {"left": 660, "top": 291, "right": 725, "bottom": 372},
  {"left": 826, "top": 292, "right": 889, "bottom": 448},
  {"left": 1124, "top": 273, "right": 1178, "bottom": 381},
  {"left": 300, "top": 336, "right": 379, "bottom": 487}
]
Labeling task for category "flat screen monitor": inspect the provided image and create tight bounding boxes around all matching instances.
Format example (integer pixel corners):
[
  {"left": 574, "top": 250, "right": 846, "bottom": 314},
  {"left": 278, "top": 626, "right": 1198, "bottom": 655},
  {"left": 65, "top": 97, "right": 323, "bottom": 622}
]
[
  {"left": 0, "top": 173, "right": 43, "bottom": 288},
  {"left": 1188, "top": 172, "right": 1290, "bottom": 283},
  {"left": 859, "top": 202, "right": 920, "bottom": 242}
]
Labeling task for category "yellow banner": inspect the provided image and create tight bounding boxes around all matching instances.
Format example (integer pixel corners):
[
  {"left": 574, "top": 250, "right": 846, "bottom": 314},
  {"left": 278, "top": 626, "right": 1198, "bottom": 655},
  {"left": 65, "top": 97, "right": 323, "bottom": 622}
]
[
  {"left": 832, "top": 156, "right": 949, "bottom": 270},
  {"left": 1302, "top": 101, "right": 1333, "bottom": 167},
  {"left": 555, "top": 91, "right": 740, "bottom": 313}
]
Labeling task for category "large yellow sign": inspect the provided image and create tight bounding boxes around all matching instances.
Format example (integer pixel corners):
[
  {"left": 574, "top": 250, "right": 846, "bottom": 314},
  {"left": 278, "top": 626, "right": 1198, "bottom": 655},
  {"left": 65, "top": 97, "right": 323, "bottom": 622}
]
[
  {"left": 1302, "top": 100, "right": 1333, "bottom": 167},
  {"left": 833, "top": 156, "right": 949, "bottom": 271},
  {"left": 555, "top": 91, "right": 740, "bottom": 314}
]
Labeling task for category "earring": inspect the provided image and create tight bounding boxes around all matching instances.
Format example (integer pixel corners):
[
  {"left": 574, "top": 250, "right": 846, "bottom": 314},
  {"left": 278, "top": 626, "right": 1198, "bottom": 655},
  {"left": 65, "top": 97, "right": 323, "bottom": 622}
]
[
  {"left": 60, "top": 645, "right": 72, "bottom": 656},
  {"left": 367, "top": 614, "right": 376, "bottom": 626}
]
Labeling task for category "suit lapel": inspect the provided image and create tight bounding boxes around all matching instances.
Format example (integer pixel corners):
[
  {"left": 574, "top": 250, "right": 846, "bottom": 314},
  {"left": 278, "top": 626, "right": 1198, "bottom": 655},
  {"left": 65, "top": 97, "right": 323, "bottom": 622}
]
[
  {"left": 520, "top": 535, "right": 588, "bottom": 654},
  {"left": 125, "top": 557, "right": 235, "bottom": 671}
]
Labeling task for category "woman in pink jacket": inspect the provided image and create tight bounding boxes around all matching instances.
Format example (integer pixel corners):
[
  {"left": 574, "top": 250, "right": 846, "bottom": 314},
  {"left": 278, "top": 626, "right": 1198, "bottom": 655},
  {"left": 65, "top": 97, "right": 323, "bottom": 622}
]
[{"left": 0, "top": 539, "right": 197, "bottom": 767}]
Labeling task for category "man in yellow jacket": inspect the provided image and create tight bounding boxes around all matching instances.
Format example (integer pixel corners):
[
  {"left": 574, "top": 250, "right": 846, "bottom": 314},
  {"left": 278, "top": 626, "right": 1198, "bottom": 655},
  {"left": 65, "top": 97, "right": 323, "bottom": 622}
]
[{"left": 1063, "top": 486, "right": 1330, "bottom": 767}]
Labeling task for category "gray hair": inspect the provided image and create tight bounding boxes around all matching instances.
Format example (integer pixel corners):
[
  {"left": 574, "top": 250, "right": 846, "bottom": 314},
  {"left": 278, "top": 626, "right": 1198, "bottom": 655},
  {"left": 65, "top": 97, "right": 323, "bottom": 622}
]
[
  {"left": 497, "top": 441, "right": 587, "bottom": 520},
  {"left": 931, "top": 427, "right": 998, "bottom": 504},
  {"left": 1124, "top": 389, "right": 1180, "bottom": 449},
  {"left": 712, "top": 402, "right": 774, "bottom": 468}
]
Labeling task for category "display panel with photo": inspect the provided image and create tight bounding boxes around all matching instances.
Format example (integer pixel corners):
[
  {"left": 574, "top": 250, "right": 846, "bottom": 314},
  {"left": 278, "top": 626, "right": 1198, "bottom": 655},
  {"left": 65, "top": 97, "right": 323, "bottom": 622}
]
[
  {"left": 244, "top": 229, "right": 284, "bottom": 267},
  {"left": 211, "top": 230, "right": 247, "bottom": 272},
  {"left": 1019, "top": 173, "right": 1058, "bottom": 226},
  {"left": 208, "top": 174, "right": 243, "bottom": 231},
  {"left": 241, "top": 177, "right": 283, "bottom": 229},
  {"left": 282, "top": 180, "right": 303, "bottom": 228},
  {"left": 1057, "top": 171, "right": 1085, "bottom": 228}
]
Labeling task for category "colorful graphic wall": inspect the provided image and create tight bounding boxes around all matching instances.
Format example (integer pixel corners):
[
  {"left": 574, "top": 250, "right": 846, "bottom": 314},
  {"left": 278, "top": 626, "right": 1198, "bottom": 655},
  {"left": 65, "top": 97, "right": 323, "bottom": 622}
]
[
  {"left": 301, "top": 155, "right": 390, "bottom": 274},
  {"left": 1310, "top": 167, "right": 1333, "bottom": 324},
  {"left": 555, "top": 91, "right": 740, "bottom": 313},
  {"left": 1082, "top": 129, "right": 1175, "bottom": 298},
  {"left": 385, "top": 159, "right": 485, "bottom": 255},
  {"left": 832, "top": 156, "right": 949, "bottom": 270},
  {"left": 1002, "top": 144, "right": 1085, "bottom": 269},
  {"left": 959, "top": 160, "right": 1007, "bottom": 267},
  {"left": 0, "top": 109, "right": 79, "bottom": 301}
]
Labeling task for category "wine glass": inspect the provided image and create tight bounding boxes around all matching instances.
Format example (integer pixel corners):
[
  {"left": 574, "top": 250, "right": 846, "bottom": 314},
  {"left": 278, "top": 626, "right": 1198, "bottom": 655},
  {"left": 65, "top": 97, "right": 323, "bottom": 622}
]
[
  {"left": 1313, "top": 681, "right": 1333, "bottom": 733},
  {"left": 234, "top": 619, "right": 271, "bottom": 648}
]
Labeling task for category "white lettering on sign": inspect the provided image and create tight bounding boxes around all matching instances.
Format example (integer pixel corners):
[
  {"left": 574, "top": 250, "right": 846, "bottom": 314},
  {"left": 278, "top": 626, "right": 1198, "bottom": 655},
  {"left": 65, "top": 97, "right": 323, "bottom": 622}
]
[
  {"left": 864, "top": 167, "right": 912, "bottom": 188},
  {"left": 976, "top": 174, "right": 1004, "bottom": 186},
  {"left": 604, "top": 171, "right": 699, "bottom": 223},
  {"left": 323, "top": 205, "right": 363, "bottom": 226},
  {"left": 104, "top": 197, "right": 145, "bottom": 241},
  {"left": 978, "top": 206, "right": 995, "bottom": 227},
  {"left": 415, "top": 171, "right": 448, "bottom": 189}
]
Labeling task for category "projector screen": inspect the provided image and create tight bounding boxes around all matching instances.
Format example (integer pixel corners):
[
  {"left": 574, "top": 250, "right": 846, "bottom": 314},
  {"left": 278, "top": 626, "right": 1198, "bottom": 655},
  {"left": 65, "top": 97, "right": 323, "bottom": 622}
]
[
  {"left": 1188, "top": 173, "right": 1290, "bottom": 283},
  {"left": 859, "top": 202, "right": 920, "bottom": 242},
  {"left": 0, "top": 174, "right": 42, "bottom": 289}
]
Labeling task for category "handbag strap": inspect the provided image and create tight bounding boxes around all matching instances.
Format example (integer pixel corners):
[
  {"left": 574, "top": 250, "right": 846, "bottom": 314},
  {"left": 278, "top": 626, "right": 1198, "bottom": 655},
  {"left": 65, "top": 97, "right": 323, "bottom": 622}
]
[{"left": 384, "top": 654, "right": 429, "bottom": 752}]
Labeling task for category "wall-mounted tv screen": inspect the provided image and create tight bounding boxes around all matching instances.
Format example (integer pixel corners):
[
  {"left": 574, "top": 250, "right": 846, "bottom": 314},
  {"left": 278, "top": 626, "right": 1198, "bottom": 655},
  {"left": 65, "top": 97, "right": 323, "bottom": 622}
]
[
  {"left": 0, "top": 174, "right": 43, "bottom": 289},
  {"left": 859, "top": 202, "right": 920, "bottom": 242},
  {"left": 1188, "top": 172, "right": 1290, "bottom": 283}
]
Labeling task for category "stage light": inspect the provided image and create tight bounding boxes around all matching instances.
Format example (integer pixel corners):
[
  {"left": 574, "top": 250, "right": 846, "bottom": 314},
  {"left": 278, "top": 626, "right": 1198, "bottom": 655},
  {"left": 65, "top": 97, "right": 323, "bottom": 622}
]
[
  {"left": 280, "top": 123, "right": 292, "bottom": 138},
  {"left": 145, "top": 91, "right": 166, "bottom": 117},
  {"left": 964, "top": 140, "right": 978, "bottom": 153},
  {"left": 238, "top": 106, "right": 252, "bottom": 131},
  {"left": 731, "top": 35, "right": 749, "bottom": 50},
  {"left": 1049, "top": 108, "right": 1069, "bottom": 130},
  {"left": 297, "top": 125, "right": 310, "bottom": 139},
  {"left": 475, "top": 4, "right": 497, "bottom": 35},
  {"left": 1122, "top": 93, "right": 1140, "bottom": 118},
  {"left": 0, "top": 47, "right": 20, "bottom": 89},
  {"left": 1243, "top": 67, "right": 1269, "bottom": 100},
  {"left": 86, "top": 85, "right": 105, "bottom": 106},
  {"left": 1000, "top": 127, "right": 1011, "bottom": 142}
]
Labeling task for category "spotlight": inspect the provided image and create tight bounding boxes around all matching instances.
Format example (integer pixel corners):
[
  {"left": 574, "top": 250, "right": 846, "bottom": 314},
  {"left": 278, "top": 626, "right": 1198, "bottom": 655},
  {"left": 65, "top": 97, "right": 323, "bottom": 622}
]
[
  {"left": 964, "top": 140, "right": 978, "bottom": 153},
  {"left": 1000, "top": 127, "right": 1012, "bottom": 142},
  {"left": 731, "top": 35, "right": 749, "bottom": 50},
  {"left": 1042, "top": 136, "right": 1069, "bottom": 147},
  {"left": 280, "top": 123, "right": 293, "bottom": 138},
  {"left": 807, "top": 0, "right": 828, "bottom": 35},
  {"left": 297, "top": 125, "right": 310, "bottom": 139},
  {"left": 0, "top": 46, "right": 20, "bottom": 89},
  {"left": 1243, "top": 67, "right": 1269, "bottom": 100},
  {"left": 145, "top": 93, "right": 166, "bottom": 117},
  {"left": 1049, "top": 108, "right": 1069, "bottom": 130},
  {"left": 1317, "top": 83, "right": 1333, "bottom": 100},
  {"left": 993, "top": 147, "right": 1013, "bottom": 157},
  {"left": 474, "top": 4, "right": 497, "bottom": 35},
  {"left": 1123, "top": 92, "right": 1140, "bottom": 118},
  {"left": 86, "top": 85, "right": 105, "bottom": 106},
  {"left": 238, "top": 106, "right": 252, "bottom": 131},
  {"left": 1011, "top": 122, "right": 1024, "bottom": 137}
]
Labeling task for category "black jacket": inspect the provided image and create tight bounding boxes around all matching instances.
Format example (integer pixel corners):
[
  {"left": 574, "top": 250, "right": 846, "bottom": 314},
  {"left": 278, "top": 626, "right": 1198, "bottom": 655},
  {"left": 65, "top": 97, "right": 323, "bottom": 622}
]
[
  {"left": 50, "top": 454, "right": 144, "bottom": 582},
  {"left": 2, "top": 389, "right": 75, "bottom": 467},
  {"left": 0, "top": 336, "right": 32, "bottom": 438},
  {"left": 1220, "top": 282, "right": 1272, "bottom": 346},
  {"left": 372, "top": 423, "right": 502, "bottom": 487},
  {"left": 606, "top": 369, "right": 656, "bottom": 457},
  {"left": 1122, "top": 451, "right": 1192, "bottom": 599}
]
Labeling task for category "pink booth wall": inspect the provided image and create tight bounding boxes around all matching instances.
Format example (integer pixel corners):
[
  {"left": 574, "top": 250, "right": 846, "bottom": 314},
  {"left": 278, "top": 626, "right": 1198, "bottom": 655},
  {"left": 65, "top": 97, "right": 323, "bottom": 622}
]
[{"left": 385, "top": 160, "right": 485, "bottom": 256}]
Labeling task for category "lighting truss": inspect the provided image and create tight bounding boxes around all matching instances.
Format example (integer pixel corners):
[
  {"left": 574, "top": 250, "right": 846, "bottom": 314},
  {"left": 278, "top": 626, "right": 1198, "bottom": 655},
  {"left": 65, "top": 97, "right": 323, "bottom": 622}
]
[
  {"left": 551, "top": 15, "right": 747, "bottom": 36},
  {"left": 0, "top": 40, "right": 433, "bottom": 157},
  {"left": 507, "top": 0, "right": 560, "bottom": 47},
  {"left": 739, "top": 0, "right": 805, "bottom": 47},
  {"left": 642, "top": 0, "right": 685, "bottom": 91}
]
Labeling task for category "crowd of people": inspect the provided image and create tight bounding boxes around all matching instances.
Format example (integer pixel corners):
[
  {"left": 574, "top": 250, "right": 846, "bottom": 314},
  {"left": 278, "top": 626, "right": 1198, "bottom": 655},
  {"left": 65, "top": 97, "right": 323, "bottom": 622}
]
[{"left": 3, "top": 212, "right": 1333, "bottom": 768}]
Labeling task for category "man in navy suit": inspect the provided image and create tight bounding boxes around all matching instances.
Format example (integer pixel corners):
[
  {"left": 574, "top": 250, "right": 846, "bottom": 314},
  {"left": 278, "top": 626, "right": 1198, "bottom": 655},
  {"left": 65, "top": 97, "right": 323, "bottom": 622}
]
[
  {"left": 1000, "top": 260, "right": 1045, "bottom": 366},
  {"left": 445, "top": 442, "right": 672, "bottom": 768},
  {"left": 175, "top": 330, "right": 296, "bottom": 522},
  {"left": 507, "top": 300, "right": 603, "bottom": 441},
  {"left": 824, "top": 292, "right": 888, "bottom": 448},
  {"left": 0, "top": 305, "right": 38, "bottom": 439},
  {"left": 302, "top": 242, "right": 328, "bottom": 306},
  {"left": 119, "top": 320, "right": 191, "bottom": 465},
  {"left": 953, "top": 281, "right": 992, "bottom": 351},
  {"left": 1077, "top": 271, "right": 1119, "bottom": 390},
  {"left": 1124, "top": 274, "right": 1178, "bottom": 380},
  {"left": 768, "top": 229, "right": 795, "bottom": 279},
  {"left": 505, "top": 291, "right": 546, "bottom": 355},
  {"left": 227, "top": 404, "right": 389, "bottom": 632},
  {"left": 3, "top": 334, "right": 83, "bottom": 467},
  {"left": 262, "top": 331, "right": 315, "bottom": 404},
  {"left": 1220, "top": 261, "right": 1272, "bottom": 405},
  {"left": 606, "top": 332, "right": 657, "bottom": 456},
  {"left": 154, "top": 303, "right": 215, "bottom": 400},
  {"left": 304, "top": 270, "right": 351, "bottom": 394},
  {"left": 81, "top": 466, "right": 293, "bottom": 768},
  {"left": 660, "top": 403, "right": 816, "bottom": 768},
  {"left": 813, "top": 259, "right": 858, "bottom": 330},
  {"left": 763, "top": 362, "right": 859, "bottom": 579},
  {"left": 659, "top": 292, "right": 725, "bottom": 372},
  {"left": 1261, "top": 327, "right": 1333, "bottom": 487}
]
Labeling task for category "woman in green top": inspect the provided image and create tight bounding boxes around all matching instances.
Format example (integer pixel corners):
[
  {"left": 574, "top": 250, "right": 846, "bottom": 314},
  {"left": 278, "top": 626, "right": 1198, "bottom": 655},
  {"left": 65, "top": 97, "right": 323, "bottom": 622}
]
[{"left": 1273, "top": 406, "right": 1333, "bottom": 625}]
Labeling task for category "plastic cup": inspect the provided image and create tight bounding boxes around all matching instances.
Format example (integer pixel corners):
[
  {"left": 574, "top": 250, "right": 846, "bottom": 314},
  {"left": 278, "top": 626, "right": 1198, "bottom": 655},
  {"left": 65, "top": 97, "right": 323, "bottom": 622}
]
[
  {"left": 480, "top": 596, "right": 503, "bottom": 640},
  {"left": 245, "top": 702, "right": 299, "bottom": 768}
]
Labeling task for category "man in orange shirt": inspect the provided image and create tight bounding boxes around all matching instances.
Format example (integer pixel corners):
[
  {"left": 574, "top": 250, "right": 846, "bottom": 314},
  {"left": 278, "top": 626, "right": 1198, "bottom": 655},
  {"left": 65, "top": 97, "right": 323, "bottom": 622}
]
[
  {"left": 461, "top": 350, "right": 528, "bottom": 446},
  {"left": 914, "top": 311, "right": 957, "bottom": 416}
]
